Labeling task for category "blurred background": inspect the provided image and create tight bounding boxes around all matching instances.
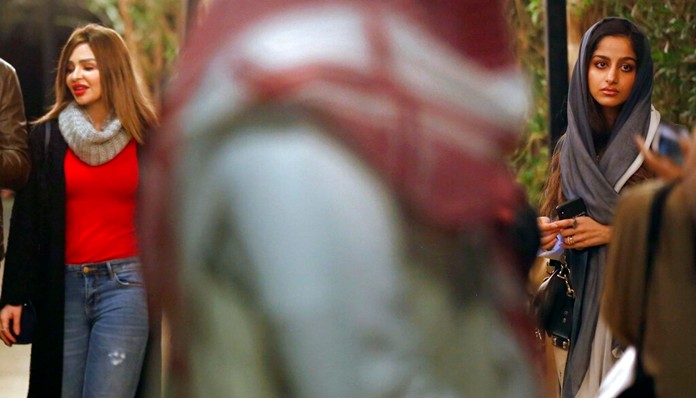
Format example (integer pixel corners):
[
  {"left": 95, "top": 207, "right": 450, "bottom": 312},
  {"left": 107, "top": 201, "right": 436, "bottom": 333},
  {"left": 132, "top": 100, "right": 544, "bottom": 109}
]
[
  {"left": 0, "top": 0, "right": 692, "bottom": 207},
  {"left": 0, "top": 0, "right": 694, "bottom": 396}
]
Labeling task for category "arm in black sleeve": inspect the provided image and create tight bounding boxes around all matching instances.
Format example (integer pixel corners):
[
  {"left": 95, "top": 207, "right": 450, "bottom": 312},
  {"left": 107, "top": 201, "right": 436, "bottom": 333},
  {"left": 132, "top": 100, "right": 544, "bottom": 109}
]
[{"left": 1, "top": 124, "right": 43, "bottom": 306}]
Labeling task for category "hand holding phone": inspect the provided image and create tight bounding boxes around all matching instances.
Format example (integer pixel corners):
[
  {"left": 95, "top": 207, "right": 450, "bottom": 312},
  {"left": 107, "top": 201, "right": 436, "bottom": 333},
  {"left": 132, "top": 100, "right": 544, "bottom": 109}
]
[
  {"left": 635, "top": 125, "right": 690, "bottom": 181},
  {"left": 656, "top": 122, "right": 689, "bottom": 166},
  {"left": 555, "top": 198, "right": 586, "bottom": 220}
]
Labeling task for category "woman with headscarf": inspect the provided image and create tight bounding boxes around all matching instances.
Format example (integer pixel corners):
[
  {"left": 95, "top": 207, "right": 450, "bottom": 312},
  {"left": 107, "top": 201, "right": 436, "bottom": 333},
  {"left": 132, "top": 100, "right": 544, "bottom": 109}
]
[{"left": 537, "top": 17, "right": 673, "bottom": 397}]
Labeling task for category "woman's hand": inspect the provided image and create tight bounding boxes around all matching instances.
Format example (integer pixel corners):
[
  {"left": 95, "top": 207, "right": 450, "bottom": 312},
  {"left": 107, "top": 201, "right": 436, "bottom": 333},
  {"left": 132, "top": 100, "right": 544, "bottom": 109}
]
[
  {"left": 538, "top": 216, "right": 561, "bottom": 251},
  {"left": 0, "top": 304, "right": 22, "bottom": 346},
  {"left": 556, "top": 216, "right": 612, "bottom": 250}
]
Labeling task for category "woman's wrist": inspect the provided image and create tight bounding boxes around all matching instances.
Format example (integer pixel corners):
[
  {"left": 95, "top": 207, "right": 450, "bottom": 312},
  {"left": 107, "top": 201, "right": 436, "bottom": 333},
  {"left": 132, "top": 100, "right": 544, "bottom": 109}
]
[{"left": 602, "top": 224, "right": 613, "bottom": 245}]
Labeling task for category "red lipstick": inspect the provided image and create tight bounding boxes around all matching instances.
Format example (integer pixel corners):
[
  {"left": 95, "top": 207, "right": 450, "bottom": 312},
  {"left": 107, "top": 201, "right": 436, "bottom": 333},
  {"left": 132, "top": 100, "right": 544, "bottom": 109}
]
[{"left": 72, "top": 84, "right": 88, "bottom": 97}]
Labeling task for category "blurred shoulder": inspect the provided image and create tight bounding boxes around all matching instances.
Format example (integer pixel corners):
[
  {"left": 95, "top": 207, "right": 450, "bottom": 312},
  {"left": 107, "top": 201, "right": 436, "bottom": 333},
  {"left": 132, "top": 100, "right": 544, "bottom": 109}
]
[
  {"left": 614, "top": 180, "right": 667, "bottom": 223},
  {"left": 0, "top": 58, "right": 16, "bottom": 74}
]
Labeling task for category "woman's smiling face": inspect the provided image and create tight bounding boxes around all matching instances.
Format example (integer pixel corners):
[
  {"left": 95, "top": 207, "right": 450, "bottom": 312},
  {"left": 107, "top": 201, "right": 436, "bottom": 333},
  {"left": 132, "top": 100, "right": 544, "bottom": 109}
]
[
  {"left": 65, "top": 43, "right": 104, "bottom": 110},
  {"left": 587, "top": 35, "right": 637, "bottom": 114}
]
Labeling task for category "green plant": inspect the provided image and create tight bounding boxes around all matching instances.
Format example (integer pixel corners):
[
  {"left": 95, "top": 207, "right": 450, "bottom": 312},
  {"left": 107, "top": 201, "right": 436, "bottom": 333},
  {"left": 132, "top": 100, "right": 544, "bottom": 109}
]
[
  {"left": 509, "top": 0, "right": 696, "bottom": 209},
  {"left": 85, "top": 0, "right": 183, "bottom": 105},
  {"left": 509, "top": 0, "right": 550, "bottom": 208},
  {"left": 0, "top": 0, "right": 183, "bottom": 107}
]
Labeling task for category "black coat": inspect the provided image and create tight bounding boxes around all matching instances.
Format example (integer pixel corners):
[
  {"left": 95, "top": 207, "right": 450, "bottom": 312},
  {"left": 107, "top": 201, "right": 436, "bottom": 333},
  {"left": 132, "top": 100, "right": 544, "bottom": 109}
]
[{"left": 0, "top": 120, "right": 159, "bottom": 397}]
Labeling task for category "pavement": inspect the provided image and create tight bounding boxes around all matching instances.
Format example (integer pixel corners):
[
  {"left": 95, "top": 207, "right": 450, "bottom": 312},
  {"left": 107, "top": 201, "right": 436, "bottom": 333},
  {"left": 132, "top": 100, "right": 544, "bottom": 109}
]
[
  {"left": 0, "top": 195, "right": 168, "bottom": 397},
  {"left": 0, "top": 343, "right": 30, "bottom": 397},
  {"left": 0, "top": 195, "right": 30, "bottom": 397}
]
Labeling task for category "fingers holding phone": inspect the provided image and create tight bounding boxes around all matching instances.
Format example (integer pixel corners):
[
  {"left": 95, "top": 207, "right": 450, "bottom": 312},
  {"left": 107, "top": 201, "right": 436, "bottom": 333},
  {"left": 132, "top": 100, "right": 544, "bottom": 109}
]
[
  {"left": 538, "top": 216, "right": 560, "bottom": 251},
  {"left": 557, "top": 215, "right": 612, "bottom": 249},
  {"left": 555, "top": 198, "right": 611, "bottom": 249},
  {"left": 636, "top": 122, "right": 691, "bottom": 181}
]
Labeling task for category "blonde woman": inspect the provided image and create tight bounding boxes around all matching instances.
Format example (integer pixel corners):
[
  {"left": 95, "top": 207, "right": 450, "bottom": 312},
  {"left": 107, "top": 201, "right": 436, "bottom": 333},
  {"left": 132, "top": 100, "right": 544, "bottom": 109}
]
[{"left": 0, "top": 24, "right": 157, "bottom": 397}]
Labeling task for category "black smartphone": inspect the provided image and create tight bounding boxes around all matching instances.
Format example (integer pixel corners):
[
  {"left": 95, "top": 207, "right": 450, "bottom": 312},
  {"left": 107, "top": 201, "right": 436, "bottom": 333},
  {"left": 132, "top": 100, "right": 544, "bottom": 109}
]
[
  {"left": 555, "top": 198, "right": 586, "bottom": 220},
  {"left": 657, "top": 122, "right": 689, "bottom": 165}
]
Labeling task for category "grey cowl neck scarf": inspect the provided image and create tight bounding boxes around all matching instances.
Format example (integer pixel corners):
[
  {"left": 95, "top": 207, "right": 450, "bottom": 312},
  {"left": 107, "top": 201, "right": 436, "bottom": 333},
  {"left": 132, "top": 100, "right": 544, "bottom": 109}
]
[
  {"left": 559, "top": 17, "right": 653, "bottom": 398},
  {"left": 58, "top": 101, "right": 131, "bottom": 166}
]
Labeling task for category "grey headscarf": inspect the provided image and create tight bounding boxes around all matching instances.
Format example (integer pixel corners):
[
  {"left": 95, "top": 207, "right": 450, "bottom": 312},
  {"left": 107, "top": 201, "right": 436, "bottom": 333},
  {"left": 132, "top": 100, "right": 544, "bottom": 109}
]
[{"left": 559, "top": 17, "right": 654, "bottom": 397}]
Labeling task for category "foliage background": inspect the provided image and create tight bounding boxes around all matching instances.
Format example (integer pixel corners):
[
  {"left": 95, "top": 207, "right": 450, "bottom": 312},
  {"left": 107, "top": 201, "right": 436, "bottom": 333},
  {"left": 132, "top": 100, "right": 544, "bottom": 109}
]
[
  {"left": 86, "top": 0, "right": 183, "bottom": 104},
  {"left": 0, "top": 0, "right": 183, "bottom": 106},
  {"left": 510, "top": 0, "right": 696, "bottom": 208},
  {"left": 1, "top": 0, "right": 694, "bottom": 209}
]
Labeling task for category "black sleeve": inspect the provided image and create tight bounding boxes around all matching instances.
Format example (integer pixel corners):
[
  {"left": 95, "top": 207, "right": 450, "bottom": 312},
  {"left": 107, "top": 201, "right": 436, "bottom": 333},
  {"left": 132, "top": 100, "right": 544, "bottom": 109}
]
[
  {"left": 0, "top": 123, "right": 45, "bottom": 306},
  {"left": 508, "top": 200, "right": 541, "bottom": 277}
]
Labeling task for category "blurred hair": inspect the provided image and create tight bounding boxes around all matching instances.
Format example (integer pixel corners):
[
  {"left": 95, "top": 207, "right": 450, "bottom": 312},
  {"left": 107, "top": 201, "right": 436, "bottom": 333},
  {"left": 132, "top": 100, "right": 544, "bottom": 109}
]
[
  {"left": 540, "top": 139, "right": 565, "bottom": 216},
  {"left": 35, "top": 23, "right": 158, "bottom": 142}
]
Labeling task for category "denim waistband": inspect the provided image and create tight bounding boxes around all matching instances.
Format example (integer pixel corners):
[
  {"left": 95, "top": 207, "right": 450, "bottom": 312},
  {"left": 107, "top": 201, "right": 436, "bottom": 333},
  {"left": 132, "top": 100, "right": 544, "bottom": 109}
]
[{"left": 66, "top": 257, "right": 140, "bottom": 275}]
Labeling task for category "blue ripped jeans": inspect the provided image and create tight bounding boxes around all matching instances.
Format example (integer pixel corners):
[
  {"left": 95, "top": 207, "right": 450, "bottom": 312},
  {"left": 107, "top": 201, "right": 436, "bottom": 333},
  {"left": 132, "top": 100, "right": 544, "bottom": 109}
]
[{"left": 63, "top": 257, "right": 149, "bottom": 398}]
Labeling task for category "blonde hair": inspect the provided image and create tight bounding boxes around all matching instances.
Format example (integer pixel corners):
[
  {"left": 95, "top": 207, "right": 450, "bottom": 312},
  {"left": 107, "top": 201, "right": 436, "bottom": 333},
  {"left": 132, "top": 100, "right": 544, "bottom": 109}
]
[{"left": 35, "top": 24, "right": 158, "bottom": 143}]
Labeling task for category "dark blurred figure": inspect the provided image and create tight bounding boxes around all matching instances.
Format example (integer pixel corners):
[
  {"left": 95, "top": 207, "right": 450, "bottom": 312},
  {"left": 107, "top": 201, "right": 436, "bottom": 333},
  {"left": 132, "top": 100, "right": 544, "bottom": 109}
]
[
  {"left": 141, "top": 0, "right": 541, "bottom": 396},
  {"left": 602, "top": 127, "right": 696, "bottom": 397},
  {"left": 0, "top": 58, "right": 30, "bottom": 255}
]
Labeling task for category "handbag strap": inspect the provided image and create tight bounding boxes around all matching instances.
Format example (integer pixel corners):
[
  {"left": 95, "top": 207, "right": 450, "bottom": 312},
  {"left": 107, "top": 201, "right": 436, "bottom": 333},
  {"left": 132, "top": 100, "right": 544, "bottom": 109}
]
[
  {"left": 633, "top": 182, "right": 676, "bottom": 382},
  {"left": 638, "top": 182, "right": 675, "bottom": 344}
]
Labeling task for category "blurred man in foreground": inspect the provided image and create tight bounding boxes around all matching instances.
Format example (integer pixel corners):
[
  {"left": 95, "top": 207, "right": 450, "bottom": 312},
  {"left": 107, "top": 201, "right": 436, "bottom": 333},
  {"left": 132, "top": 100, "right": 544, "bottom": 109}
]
[{"left": 141, "top": 0, "right": 541, "bottom": 396}]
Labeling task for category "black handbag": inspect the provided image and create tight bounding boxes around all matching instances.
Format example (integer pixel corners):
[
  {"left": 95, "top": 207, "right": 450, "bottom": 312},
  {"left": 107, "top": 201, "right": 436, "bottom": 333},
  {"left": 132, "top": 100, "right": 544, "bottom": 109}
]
[
  {"left": 532, "top": 259, "right": 575, "bottom": 350},
  {"left": 10, "top": 300, "right": 36, "bottom": 344}
]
